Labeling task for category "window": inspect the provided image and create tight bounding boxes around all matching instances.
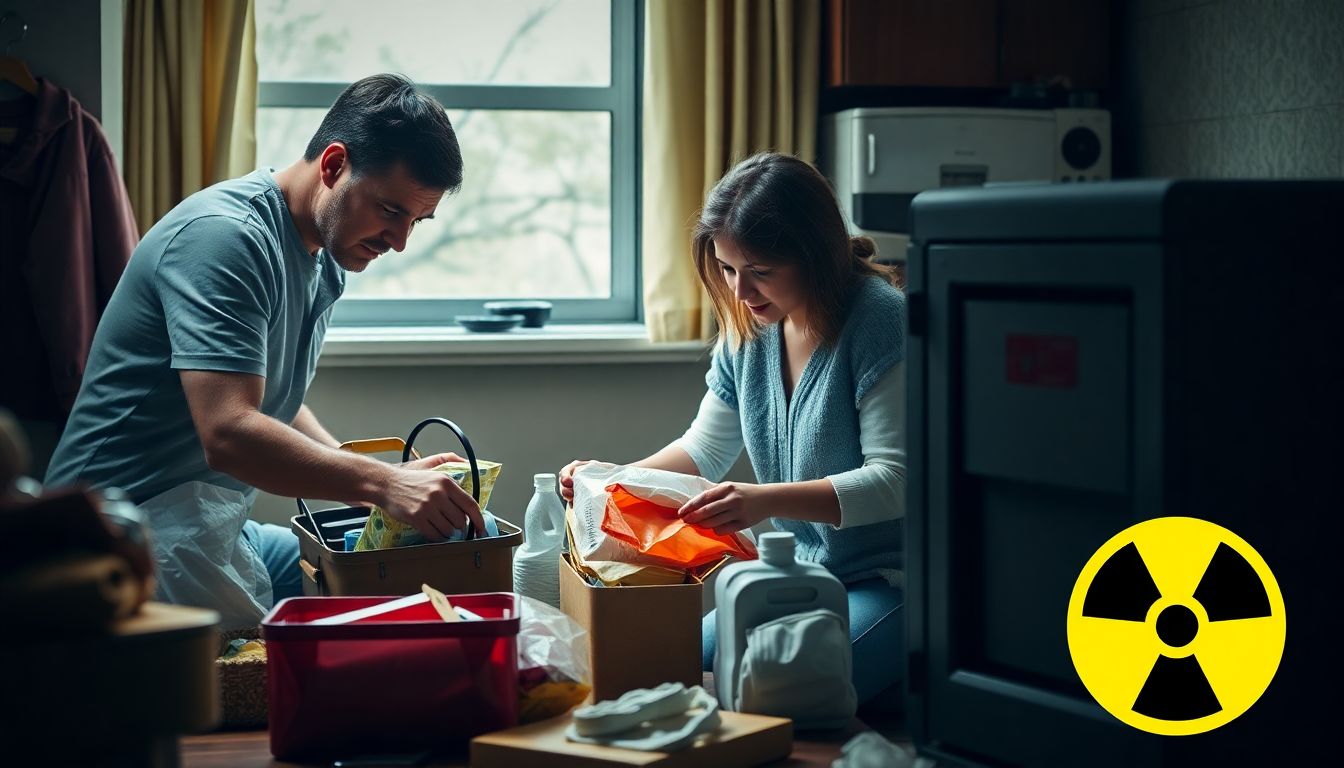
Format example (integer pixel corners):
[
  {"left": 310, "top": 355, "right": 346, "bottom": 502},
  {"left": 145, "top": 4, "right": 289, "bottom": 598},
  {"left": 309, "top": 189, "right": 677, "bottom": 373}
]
[{"left": 256, "top": 1, "right": 642, "bottom": 325}]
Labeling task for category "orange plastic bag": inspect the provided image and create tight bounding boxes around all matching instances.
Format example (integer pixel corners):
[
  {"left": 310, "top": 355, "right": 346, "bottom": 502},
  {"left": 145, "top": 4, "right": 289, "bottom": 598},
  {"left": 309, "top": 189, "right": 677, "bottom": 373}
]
[{"left": 600, "top": 484, "right": 757, "bottom": 570}]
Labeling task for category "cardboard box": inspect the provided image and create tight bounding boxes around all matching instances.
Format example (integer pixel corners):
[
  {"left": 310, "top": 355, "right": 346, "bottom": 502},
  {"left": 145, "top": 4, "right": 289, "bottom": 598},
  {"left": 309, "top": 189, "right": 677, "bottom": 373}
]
[
  {"left": 470, "top": 710, "right": 792, "bottom": 767},
  {"left": 560, "top": 552, "right": 718, "bottom": 703}
]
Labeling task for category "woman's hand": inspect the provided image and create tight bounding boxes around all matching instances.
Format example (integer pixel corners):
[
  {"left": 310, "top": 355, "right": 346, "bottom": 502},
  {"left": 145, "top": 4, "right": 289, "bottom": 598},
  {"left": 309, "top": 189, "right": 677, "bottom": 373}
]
[
  {"left": 678, "top": 481, "right": 771, "bottom": 535},
  {"left": 559, "top": 459, "right": 601, "bottom": 502}
]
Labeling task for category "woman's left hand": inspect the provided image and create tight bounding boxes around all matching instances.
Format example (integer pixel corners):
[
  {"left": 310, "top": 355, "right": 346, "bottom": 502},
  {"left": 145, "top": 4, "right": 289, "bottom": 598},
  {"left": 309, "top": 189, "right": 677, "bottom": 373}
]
[{"left": 678, "top": 482, "right": 770, "bottom": 535}]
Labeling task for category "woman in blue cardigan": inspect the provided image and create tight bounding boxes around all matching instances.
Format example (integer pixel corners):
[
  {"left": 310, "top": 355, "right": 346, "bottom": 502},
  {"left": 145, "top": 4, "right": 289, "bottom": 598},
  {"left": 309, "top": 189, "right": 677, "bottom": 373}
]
[{"left": 561, "top": 152, "right": 906, "bottom": 705}]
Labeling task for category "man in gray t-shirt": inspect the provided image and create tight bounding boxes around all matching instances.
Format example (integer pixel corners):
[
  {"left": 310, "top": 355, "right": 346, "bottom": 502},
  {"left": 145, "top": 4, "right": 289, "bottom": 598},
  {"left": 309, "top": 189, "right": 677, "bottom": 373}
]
[{"left": 46, "top": 74, "right": 482, "bottom": 627}]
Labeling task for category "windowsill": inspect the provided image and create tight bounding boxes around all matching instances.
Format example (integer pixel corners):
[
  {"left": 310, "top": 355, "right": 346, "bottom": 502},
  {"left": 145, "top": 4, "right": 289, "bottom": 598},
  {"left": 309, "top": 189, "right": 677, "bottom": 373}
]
[{"left": 318, "top": 323, "right": 711, "bottom": 367}]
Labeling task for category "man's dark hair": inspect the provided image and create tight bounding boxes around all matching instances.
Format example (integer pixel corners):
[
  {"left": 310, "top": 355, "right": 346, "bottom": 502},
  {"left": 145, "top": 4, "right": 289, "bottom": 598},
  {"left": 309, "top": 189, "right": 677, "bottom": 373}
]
[{"left": 304, "top": 73, "right": 463, "bottom": 193}]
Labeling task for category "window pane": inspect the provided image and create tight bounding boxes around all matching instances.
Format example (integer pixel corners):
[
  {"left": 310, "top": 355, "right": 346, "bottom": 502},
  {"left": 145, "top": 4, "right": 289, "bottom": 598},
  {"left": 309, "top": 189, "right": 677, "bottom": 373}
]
[
  {"left": 257, "top": 0, "right": 611, "bottom": 87},
  {"left": 257, "top": 107, "right": 612, "bottom": 300}
]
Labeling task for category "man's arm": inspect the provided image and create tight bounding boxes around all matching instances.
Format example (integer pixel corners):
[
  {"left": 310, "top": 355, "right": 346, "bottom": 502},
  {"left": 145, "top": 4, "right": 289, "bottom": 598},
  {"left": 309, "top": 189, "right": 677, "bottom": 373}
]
[
  {"left": 181, "top": 370, "right": 485, "bottom": 539},
  {"left": 291, "top": 404, "right": 341, "bottom": 449}
]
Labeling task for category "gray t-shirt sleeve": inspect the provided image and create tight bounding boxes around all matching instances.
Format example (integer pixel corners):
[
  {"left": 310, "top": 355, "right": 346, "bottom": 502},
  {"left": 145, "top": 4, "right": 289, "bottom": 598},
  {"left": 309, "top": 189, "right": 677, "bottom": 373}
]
[{"left": 156, "top": 215, "right": 277, "bottom": 376}]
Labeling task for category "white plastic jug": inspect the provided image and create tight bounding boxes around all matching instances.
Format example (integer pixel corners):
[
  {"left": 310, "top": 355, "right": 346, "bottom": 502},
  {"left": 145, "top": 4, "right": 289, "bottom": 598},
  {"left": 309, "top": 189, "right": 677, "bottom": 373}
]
[
  {"left": 713, "top": 531, "right": 851, "bottom": 717},
  {"left": 512, "top": 473, "right": 566, "bottom": 608}
]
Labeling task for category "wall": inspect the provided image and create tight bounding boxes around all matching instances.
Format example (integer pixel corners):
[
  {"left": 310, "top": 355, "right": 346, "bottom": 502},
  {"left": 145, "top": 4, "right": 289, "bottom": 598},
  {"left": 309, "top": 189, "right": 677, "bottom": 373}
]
[
  {"left": 1117, "top": 0, "right": 1343, "bottom": 178},
  {"left": 0, "top": 0, "right": 122, "bottom": 160},
  {"left": 249, "top": 358, "right": 756, "bottom": 527}
]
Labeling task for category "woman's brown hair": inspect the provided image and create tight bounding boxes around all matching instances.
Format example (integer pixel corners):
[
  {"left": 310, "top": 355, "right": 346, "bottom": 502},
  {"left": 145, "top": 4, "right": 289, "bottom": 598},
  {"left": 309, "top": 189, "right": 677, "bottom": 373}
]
[{"left": 692, "top": 152, "right": 897, "bottom": 347}]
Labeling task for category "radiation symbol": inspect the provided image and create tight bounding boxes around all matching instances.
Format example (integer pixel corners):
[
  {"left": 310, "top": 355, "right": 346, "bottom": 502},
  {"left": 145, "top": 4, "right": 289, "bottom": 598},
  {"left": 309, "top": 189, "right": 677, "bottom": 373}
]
[{"left": 1067, "top": 517, "right": 1285, "bottom": 736}]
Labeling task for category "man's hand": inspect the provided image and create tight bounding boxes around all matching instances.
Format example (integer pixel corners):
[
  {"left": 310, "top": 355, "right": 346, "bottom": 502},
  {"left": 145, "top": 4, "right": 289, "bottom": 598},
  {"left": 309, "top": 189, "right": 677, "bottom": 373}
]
[
  {"left": 377, "top": 462, "right": 486, "bottom": 541},
  {"left": 678, "top": 482, "right": 770, "bottom": 535},
  {"left": 344, "top": 452, "right": 467, "bottom": 508},
  {"left": 401, "top": 452, "right": 466, "bottom": 471}
]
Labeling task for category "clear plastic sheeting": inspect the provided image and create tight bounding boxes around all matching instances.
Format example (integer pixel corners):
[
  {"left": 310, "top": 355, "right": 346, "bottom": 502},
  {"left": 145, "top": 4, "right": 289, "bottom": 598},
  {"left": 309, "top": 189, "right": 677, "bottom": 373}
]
[{"left": 832, "top": 732, "right": 933, "bottom": 768}]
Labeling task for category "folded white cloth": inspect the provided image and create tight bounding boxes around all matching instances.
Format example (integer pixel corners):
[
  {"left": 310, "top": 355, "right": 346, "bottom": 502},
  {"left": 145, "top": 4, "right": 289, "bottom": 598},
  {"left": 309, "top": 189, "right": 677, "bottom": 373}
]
[{"left": 565, "top": 683, "right": 721, "bottom": 752}]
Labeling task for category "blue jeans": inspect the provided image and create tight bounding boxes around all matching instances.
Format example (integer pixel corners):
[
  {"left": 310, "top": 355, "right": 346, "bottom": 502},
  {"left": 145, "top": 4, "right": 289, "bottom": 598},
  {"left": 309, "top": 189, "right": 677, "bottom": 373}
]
[
  {"left": 702, "top": 578, "right": 903, "bottom": 706},
  {"left": 241, "top": 520, "right": 305, "bottom": 605}
]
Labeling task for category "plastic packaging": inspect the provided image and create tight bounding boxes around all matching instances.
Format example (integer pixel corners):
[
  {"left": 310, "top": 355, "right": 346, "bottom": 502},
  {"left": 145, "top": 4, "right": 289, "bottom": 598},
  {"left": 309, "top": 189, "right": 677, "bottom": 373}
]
[
  {"left": 713, "top": 532, "right": 852, "bottom": 720},
  {"left": 355, "top": 461, "right": 503, "bottom": 550},
  {"left": 570, "top": 463, "right": 756, "bottom": 567},
  {"left": 512, "top": 474, "right": 565, "bottom": 608},
  {"left": 737, "top": 607, "right": 855, "bottom": 728},
  {"left": 515, "top": 594, "right": 591, "bottom": 722},
  {"left": 602, "top": 484, "right": 756, "bottom": 569}
]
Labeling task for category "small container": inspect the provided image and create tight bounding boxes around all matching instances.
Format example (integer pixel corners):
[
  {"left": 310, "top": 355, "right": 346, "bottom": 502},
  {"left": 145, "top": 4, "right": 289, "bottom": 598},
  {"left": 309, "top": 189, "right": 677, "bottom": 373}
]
[
  {"left": 262, "top": 592, "right": 520, "bottom": 760},
  {"left": 483, "top": 300, "right": 553, "bottom": 328},
  {"left": 712, "top": 532, "right": 849, "bottom": 711},
  {"left": 456, "top": 314, "right": 524, "bottom": 332}
]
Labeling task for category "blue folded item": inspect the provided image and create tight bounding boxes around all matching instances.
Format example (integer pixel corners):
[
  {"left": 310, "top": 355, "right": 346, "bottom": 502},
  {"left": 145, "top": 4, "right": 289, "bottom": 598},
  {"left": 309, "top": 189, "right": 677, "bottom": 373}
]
[
  {"left": 484, "top": 510, "right": 500, "bottom": 537},
  {"left": 450, "top": 510, "right": 500, "bottom": 540}
]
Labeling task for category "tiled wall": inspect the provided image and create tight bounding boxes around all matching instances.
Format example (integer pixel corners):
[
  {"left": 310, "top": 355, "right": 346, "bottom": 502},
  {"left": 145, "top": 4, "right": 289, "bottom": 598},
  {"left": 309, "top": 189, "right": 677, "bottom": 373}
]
[{"left": 1119, "top": 0, "right": 1343, "bottom": 178}]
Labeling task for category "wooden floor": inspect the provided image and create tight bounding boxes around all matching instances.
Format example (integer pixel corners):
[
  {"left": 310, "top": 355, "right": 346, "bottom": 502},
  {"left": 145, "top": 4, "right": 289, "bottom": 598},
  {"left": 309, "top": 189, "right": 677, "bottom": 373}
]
[
  {"left": 181, "top": 718, "right": 884, "bottom": 767},
  {"left": 180, "top": 673, "right": 911, "bottom": 767}
]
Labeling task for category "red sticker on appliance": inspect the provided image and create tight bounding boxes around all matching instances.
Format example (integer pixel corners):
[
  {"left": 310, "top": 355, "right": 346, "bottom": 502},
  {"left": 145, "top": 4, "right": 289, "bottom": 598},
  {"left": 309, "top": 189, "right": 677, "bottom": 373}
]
[{"left": 1005, "top": 334, "right": 1078, "bottom": 388}]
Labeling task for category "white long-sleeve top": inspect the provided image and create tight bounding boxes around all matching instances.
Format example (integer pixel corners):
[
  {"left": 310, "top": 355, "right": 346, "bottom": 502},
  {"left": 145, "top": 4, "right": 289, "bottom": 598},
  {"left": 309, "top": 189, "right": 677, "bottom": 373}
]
[{"left": 670, "top": 361, "right": 906, "bottom": 529}]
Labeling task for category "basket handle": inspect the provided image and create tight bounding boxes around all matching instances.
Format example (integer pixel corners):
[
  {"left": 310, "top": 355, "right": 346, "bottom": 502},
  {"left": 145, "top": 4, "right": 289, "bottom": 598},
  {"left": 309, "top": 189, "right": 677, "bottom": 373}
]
[
  {"left": 404, "top": 417, "right": 481, "bottom": 541},
  {"left": 298, "top": 557, "right": 324, "bottom": 594}
]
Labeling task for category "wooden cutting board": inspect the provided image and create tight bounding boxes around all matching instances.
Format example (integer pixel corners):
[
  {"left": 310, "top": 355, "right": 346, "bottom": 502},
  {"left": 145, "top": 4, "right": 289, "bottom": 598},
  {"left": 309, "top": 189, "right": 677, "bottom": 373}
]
[{"left": 470, "top": 710, "right": 792, "bottom": 768}]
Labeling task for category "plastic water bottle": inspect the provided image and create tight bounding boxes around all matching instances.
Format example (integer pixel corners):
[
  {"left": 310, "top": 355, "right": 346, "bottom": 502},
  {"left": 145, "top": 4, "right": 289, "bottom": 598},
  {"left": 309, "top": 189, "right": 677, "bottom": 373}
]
[
  {"left": 713, "top": 532, "right": 849, "bottom": 711},
  {"left": 512, "top": 473, "right": 565, "bottom": 608}
]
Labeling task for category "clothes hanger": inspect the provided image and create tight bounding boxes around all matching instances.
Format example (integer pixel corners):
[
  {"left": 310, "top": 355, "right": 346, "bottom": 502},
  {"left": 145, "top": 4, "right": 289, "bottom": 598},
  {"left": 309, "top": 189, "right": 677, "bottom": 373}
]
[{"left": 0, "top": 11, "right": 38, "bottom": 95}]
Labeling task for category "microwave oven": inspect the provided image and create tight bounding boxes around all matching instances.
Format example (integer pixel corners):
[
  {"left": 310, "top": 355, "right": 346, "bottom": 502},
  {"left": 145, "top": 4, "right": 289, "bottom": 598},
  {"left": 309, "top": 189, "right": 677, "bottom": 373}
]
[{"left": 819, "top": 107, "right": 1111, "bottom": 263}]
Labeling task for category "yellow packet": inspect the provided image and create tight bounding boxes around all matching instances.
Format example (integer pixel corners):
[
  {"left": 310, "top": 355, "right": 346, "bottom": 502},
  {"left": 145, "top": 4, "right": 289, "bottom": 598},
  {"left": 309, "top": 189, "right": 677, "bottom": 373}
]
[
  {"left": 519, "top": 681, "right": 592, "bottom": 723},
  {"left": 355, "top": 460, "right": 502, "bottom": 550}
]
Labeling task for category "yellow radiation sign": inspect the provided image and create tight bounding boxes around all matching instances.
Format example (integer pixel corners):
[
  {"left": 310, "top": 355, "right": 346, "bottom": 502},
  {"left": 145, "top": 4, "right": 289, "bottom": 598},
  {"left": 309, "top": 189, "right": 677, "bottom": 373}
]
[{"left": 1067, "top": 517, "right": 1285, "bottom": 736}]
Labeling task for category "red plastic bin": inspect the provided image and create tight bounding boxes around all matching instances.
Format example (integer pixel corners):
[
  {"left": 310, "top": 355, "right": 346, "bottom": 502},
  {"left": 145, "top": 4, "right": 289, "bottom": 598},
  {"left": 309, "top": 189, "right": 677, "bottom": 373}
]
[{"left": 261, "top": 592, "right": 519, "bottom": 760}]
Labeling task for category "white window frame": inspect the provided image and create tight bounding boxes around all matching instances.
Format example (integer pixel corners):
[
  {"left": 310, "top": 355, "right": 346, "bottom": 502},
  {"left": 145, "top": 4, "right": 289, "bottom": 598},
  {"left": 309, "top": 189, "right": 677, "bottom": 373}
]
[{"left": 256, "top": 1, "right": 643, "bottom": 326}]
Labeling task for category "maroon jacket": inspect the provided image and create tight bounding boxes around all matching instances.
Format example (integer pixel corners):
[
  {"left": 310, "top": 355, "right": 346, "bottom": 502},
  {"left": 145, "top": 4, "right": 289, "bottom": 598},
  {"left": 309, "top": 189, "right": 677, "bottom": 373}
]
[{"left": 0, "top": 78, "right": 138, "bottom": 419}]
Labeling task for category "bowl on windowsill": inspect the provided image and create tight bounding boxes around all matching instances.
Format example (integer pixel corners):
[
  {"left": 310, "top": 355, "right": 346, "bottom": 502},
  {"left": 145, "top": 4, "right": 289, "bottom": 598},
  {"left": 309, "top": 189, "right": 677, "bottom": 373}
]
[
  {"left": 482, "top": 300, "right": 553, "bottom": 328},
  {"left": 456, "top": 314, "right": 525, "bottom": 333}
]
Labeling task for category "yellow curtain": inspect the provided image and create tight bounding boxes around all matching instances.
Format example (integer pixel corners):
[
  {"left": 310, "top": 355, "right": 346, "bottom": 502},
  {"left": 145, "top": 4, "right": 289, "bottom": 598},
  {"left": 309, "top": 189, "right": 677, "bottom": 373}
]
[
  {"left": 642, "top": 0, "right": 820, "bottom": 342},
  {"left": 125, "top": 0, "right": 257, "bottom": 235}
]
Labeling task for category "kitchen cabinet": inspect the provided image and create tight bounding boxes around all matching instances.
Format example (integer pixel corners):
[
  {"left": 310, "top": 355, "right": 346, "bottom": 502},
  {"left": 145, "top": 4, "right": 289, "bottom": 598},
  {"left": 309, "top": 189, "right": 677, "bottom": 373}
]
[
  {"left": 826, "top": 0, "right": 997, "bottom": 88},
  {"left": 999, "top": 0, "right": 1109, "bottom": 90},
  {"left": 826, "top": 0, "right": 1110, "bottom": 91}
]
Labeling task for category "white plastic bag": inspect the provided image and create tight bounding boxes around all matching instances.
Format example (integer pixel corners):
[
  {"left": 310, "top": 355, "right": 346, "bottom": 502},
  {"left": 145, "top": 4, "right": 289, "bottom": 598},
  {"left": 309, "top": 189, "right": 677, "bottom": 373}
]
[
  {"left": 138, "top": 481, "right": 272, "bottom": 630},
  {"left": 516, "top": 594, "right": 592, "bottom": 722},
  {"left": 570, "top": 463, "right": 753, "bottom": 567},
  {"left": 832, "top": 732, "right": 925, "bottom": 768},
  {"left": 517, "top": 594, "right": 590, "bottom": 685}
]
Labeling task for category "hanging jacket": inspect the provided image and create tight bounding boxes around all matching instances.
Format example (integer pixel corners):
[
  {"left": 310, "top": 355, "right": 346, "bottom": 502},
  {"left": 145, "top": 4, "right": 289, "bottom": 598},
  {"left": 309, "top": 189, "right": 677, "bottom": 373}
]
[{"left": 0, "top": 78, "right": 138, "bottom": 419}]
